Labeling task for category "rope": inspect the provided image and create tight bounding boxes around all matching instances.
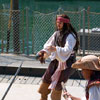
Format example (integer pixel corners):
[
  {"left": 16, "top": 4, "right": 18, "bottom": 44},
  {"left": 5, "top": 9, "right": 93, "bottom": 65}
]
[{"left": 34, "top": 11, "right": 57, "bottom": 15}]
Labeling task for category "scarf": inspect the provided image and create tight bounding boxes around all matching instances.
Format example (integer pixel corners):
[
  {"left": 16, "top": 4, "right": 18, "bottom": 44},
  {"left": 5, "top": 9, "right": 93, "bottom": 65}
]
[{"left": 48, "top": 61, "right": 67, "bottom": 89}]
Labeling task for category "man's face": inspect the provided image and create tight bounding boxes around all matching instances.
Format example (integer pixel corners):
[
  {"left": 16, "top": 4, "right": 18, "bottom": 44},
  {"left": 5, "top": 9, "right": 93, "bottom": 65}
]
[
  {"left": 56, "top": 21, "right": 64, "bottom": 30},
  {"left": 81, "top": 69, "right": 93, "bottom": 80}
]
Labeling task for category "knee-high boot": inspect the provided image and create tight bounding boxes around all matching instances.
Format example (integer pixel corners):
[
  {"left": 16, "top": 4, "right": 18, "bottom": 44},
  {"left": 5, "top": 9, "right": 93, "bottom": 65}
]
[
  {"left": 38, "top": 82, "right": 51, "bottom": 100},
  {"left": 51, "top": 89, "right": 62, "bottom": 100}
]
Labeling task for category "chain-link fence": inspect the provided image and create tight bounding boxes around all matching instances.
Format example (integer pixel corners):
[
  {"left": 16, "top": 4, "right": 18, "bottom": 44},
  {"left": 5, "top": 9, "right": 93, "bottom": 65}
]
[
  {"left": 0, "top": 10, "right": 25, "bottom": 54},
  {"left": 32, "top": 8, "right": 82, "bottom": 54},
  {"left": 0, "top": 8, "right": 100, "bottom": 56},
  {"left": 86, "top": 11, "right": 100, "bottom": 55}
]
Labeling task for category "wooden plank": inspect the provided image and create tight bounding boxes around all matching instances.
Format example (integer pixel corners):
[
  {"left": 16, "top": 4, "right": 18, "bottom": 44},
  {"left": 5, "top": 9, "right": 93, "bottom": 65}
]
[
  {"left": 38, "top": 79, "right": 42, "bottom": 85},
  {"left": 71, "top": 79, "right": 81, "bottom": 86},
  {"left": 20, "top": 76, "right": 30, "bottom": 84},
  {"left": 79, "top": 80, "right": 87, "bottom": 88},
  {"left": 25, "top": 77, "right": 35, "bottom": 84},
  {"left": 14, "top": 76, "right": 24, "bottom": 84},
  {"left": 7, "top": 75, "right": 18, "bottom": 83},
  {"left": 0, "top": 75, "right": 6, "bottom": 82},
  {"left": 32, "top": 77, "right": 41, "bottom": 85},
  {"left": 1, "top": 75, "right": 12, "bottom": 83},
  {"left": 65, "top": 79, "right": 73, "bottom": 86}
]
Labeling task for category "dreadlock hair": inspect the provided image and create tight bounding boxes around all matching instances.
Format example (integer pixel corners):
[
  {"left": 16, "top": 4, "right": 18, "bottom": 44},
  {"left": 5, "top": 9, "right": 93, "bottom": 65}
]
[{"left": 56, "top": 14, "right": 79, "bottom": 52}]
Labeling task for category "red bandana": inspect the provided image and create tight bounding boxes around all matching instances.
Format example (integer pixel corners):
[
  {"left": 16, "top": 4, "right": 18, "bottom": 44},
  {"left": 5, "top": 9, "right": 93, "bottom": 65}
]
[{"left": 57, "top": 17, "right": 70, "bottom": 23}]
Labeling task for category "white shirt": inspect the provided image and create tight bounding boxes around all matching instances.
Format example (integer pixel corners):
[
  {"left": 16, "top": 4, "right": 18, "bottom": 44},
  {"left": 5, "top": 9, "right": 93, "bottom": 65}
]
[
  {"left": 43, "top": 31, "right": 76, "bottom": 62},
  {"left": 81, "top": 85, "right": 100, "bottom": 100}
]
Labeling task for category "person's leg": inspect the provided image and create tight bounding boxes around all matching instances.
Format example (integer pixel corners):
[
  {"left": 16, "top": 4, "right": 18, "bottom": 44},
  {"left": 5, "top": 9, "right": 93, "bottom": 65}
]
[
  {"left": 51, "top": 89, "right": 62, "bottom": 100},
  {"left": 38, "top": 82, "right": 51, "bottom": 100},
  {"left": 38, "top": 60, "right": 58, "bottom": 100}
]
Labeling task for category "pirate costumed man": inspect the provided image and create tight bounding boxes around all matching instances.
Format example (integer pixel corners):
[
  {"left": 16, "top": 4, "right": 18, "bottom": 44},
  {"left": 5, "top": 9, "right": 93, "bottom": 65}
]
[{"left": 37, "top": 14, "right": 79, "bottom": 100}]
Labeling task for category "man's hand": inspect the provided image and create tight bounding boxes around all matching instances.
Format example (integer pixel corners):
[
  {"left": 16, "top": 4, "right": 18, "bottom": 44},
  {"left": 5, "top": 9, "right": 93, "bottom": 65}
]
[{"left": 37, "top": 51, "right": 46, "bottom": 64}]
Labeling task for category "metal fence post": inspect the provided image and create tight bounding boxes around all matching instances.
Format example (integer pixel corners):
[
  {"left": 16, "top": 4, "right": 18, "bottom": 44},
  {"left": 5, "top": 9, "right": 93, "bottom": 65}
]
[
  {"left": 82, "top": 9, "right": 85, "bottom": 56},
  {"left": 13, "top": 0, "right": 20, "bottom": 53},
  {"left": 26, "top": 7, "right": 29, "bottom": 55},
  {"left": 32, "top": 12, "right": 34, "bottom": 54},
  {"left": 57, "top": 7, "right": 64, "bottom": 15}
]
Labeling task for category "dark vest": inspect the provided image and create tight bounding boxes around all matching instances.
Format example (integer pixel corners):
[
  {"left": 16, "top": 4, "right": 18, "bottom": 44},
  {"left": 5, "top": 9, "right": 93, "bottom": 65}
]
[
  {"left": 54, "top": 31, "right": 76, "bottom": 65},
  {"left": 54, "top": 31, "right": 77, "bottom": 51}
]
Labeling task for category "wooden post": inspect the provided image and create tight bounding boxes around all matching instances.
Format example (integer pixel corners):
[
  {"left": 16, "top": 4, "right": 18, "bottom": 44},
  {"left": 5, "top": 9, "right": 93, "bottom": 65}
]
[
  {"left": 6, "top": 0, "right": 13, "bottom": 53},
  {"left": 13, "top": 0, "right": 20, "bottom": 53}
]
